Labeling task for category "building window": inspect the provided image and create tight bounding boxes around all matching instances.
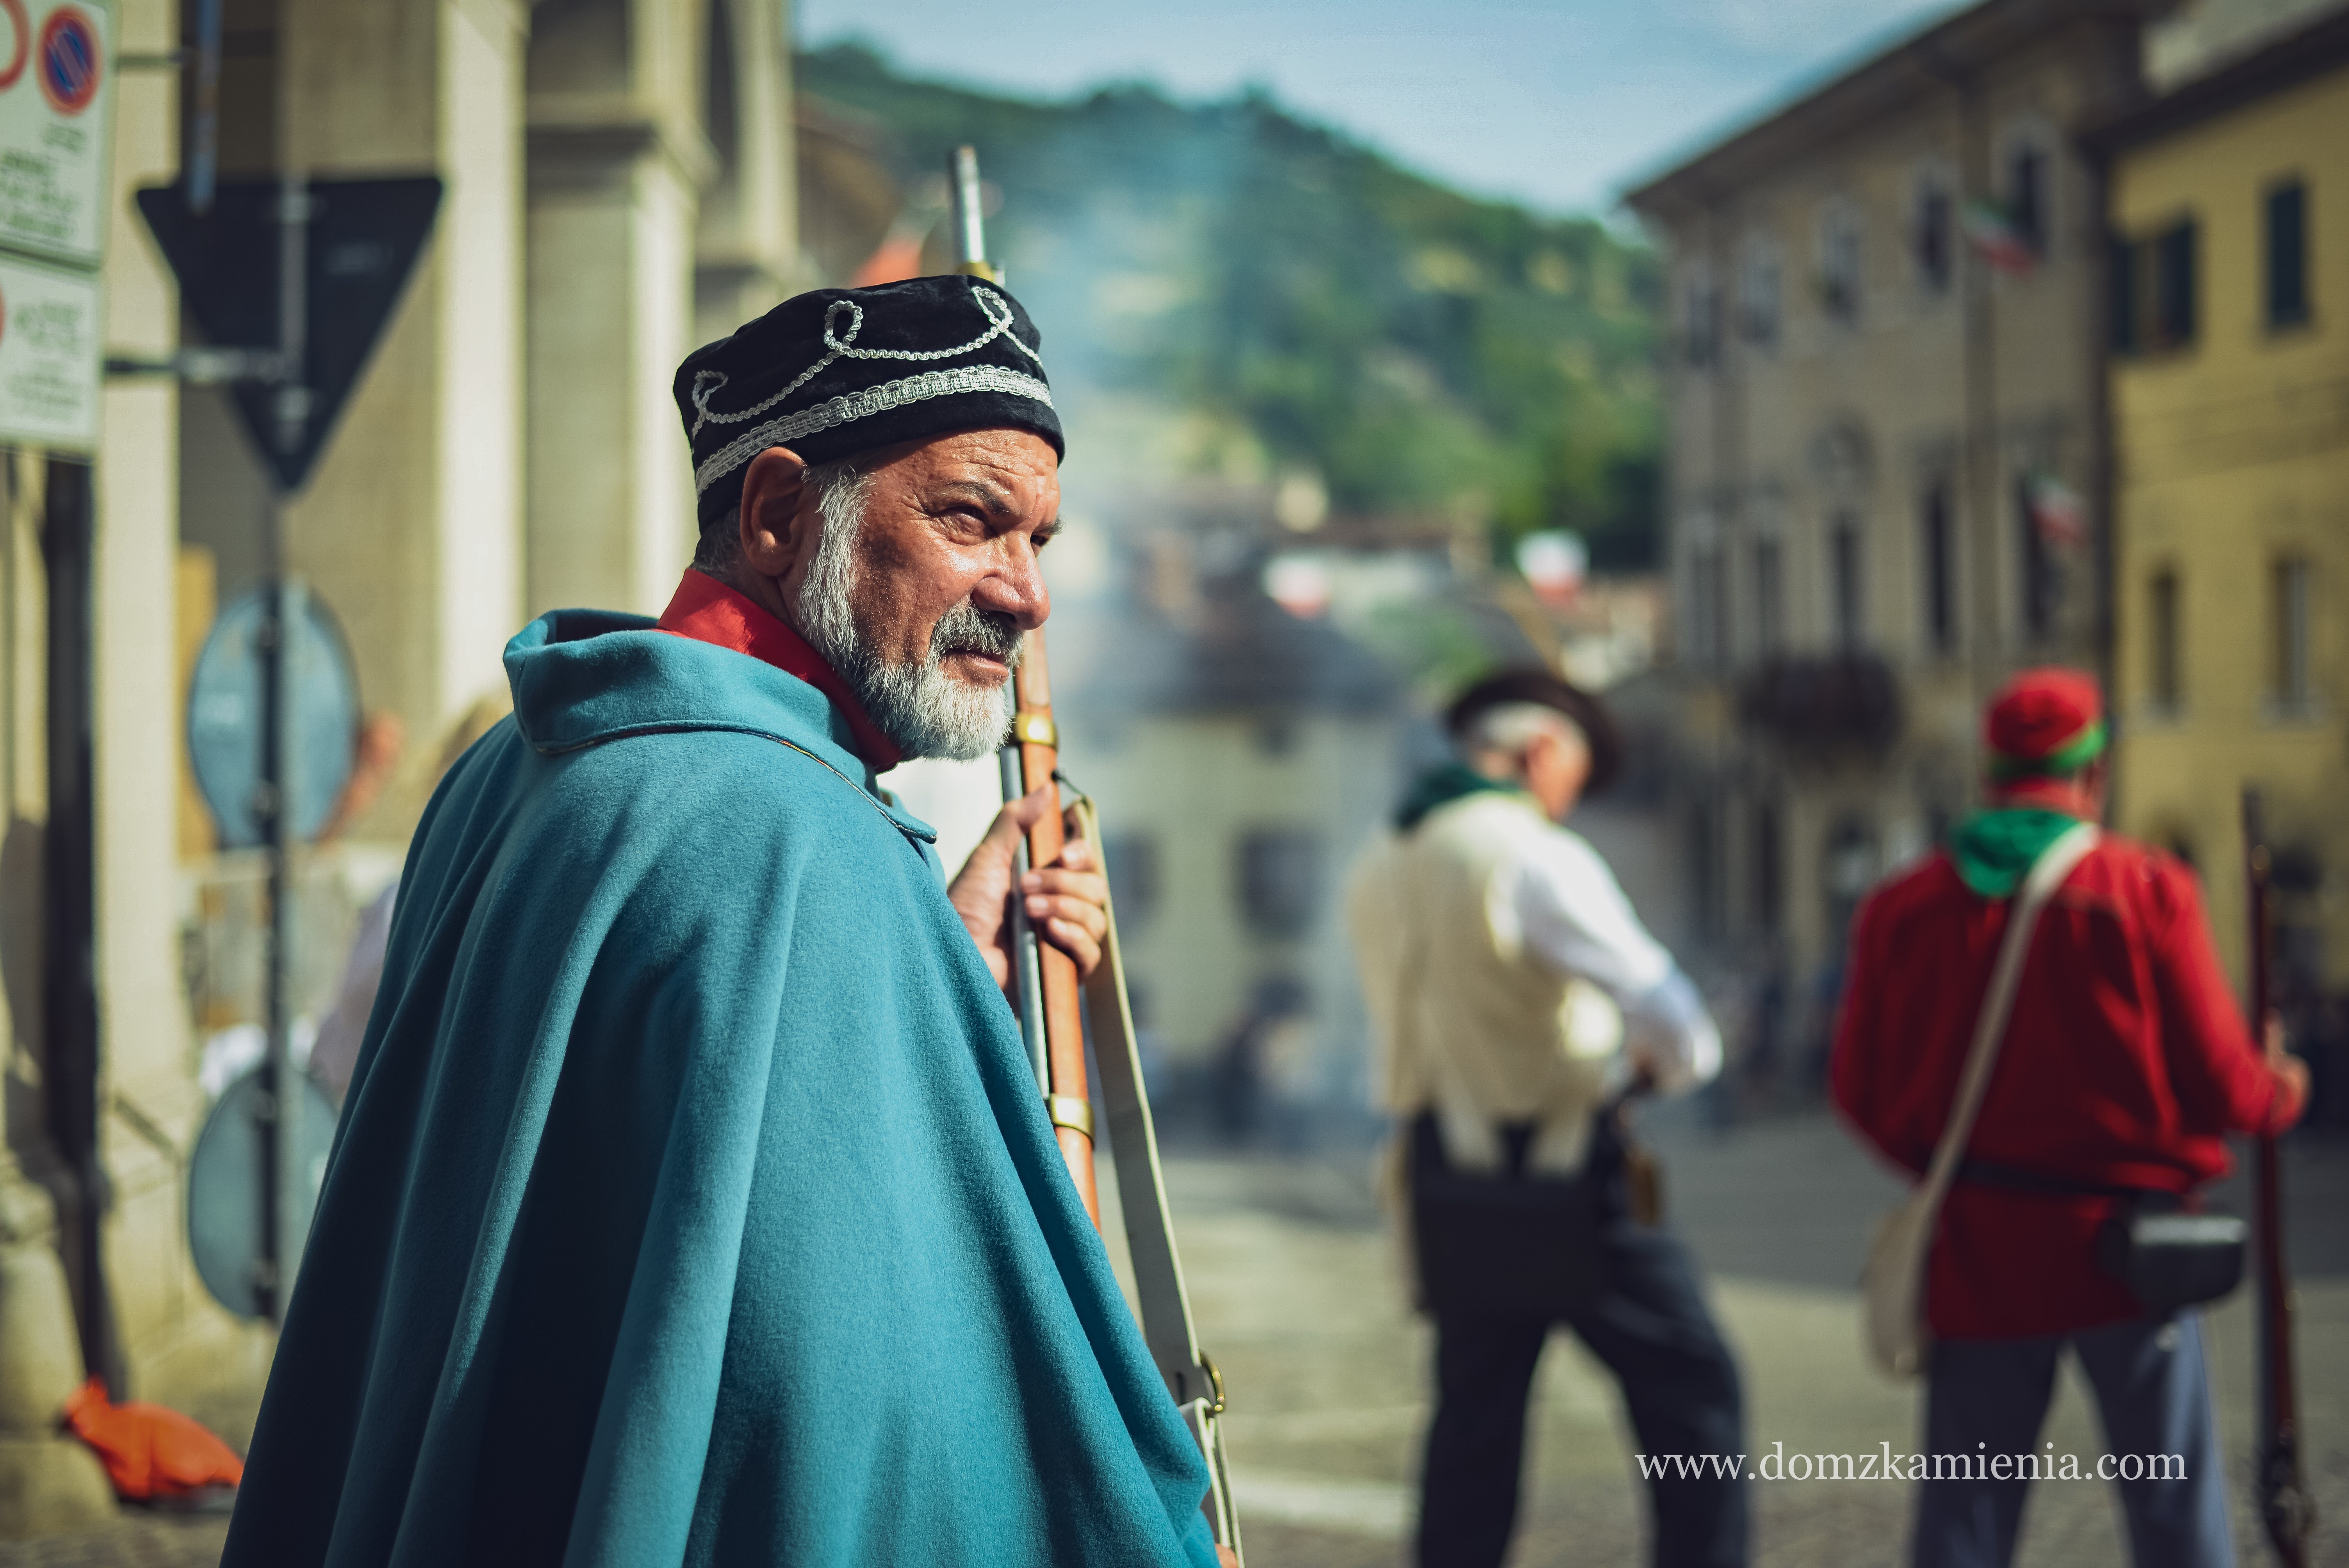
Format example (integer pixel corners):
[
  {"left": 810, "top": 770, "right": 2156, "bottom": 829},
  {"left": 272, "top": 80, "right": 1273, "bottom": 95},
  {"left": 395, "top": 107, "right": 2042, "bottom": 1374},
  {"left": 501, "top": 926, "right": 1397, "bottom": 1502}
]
[
  {"left": 1686, "top": 540, "right": 1727, "bottom": 672},
  {"left": 1235, "top": 827, "right": 1320, "bottom": 938},
  {"left": 2115, "top": 220, "right": 2199, "bottom": 355},
  {"left": 1920, "top": 479, "right": 1955, "bottom": 656},
  {"left": 2017, "top": 478, "right": 2057, "bottom": 640},
  {"left": 1751, "top": 536, "right": 1782, "bottom": 656},
  {"left": 1914, "top": 182, "right": 1953, "bottom": 293},
  {"left": 1252, "top": 718, "right": 1299, "bottom": 756},
  {"left": 1691, "top": 802, "right": 1722, "bottom": 941},
  {"left": 1102, "top": 832, "right": 1161, "bottom": 929},
  {"left": 2148, "top": 568, "right": 2181, "bottom": 712},
  {"left": 2272, "top": 555, "right": 2312, "bottom": 713},
  {"left": 1750, "top": 797, "right": 1782, "bottom": 935},
  {"left": 1683, "top": 269, "right": 1720, "bottom": 369},
  {"left": 2266, "top": 180, "right": 2309, "bottom": 330},
  {"left": 2006, "top": 144, "right": 2047, "bottom": 257},
  {"left": 1823, "top": 816, "right": 1877, "bottom": 951},
  {"left": 1830, "top": 515, "right": 1864, "bottom": 650},
  {"left": 1739, "top": 241, "right": 1780, "bottom": 347},
  {"left": 1819, "top": 207, "right": 1861, "bottom": 323}
]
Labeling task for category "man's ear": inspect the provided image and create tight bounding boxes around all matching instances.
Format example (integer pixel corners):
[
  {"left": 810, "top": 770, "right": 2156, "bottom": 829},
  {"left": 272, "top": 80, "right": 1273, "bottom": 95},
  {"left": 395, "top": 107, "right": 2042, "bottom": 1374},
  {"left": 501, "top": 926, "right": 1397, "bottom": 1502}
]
[{"left": 737, "top": 446, "right": 812, "bottom": 580}]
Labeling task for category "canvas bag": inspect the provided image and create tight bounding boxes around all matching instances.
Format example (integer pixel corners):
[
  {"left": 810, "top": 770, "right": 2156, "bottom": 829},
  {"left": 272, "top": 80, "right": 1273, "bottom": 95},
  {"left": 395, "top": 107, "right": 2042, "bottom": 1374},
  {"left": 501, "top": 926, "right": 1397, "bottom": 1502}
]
[{"left": 1861, "top": 821, "right": 2099, "bottom": 1379}]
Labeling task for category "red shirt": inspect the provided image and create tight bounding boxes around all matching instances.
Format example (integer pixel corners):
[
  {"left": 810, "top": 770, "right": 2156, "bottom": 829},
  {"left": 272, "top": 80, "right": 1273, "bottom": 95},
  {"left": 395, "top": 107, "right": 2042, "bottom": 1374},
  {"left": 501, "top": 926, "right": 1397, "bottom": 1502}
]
[
  {"left": 654, "top": 570, "right": 902, "bottom": 770},
  {"left": 1832, "top": 833, "right": 2301, "bottom": 1339}
]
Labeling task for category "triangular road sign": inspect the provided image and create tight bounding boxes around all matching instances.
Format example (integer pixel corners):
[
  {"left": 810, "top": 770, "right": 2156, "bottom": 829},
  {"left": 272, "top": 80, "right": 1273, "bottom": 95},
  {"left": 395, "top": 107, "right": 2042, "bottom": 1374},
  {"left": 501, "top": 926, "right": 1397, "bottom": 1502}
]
[{"left": 137, "top": 177, "right": 442, "bottom": 494}]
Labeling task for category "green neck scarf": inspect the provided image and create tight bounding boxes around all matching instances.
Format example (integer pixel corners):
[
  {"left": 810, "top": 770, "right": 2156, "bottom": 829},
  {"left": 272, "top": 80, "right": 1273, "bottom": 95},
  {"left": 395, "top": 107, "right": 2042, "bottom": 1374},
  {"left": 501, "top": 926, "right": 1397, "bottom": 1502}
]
[
  {"left": 1394, "top": 761, "right": 1517, "bottom": 830},
  {"left": 1950, "top": 808, "right": 2086, "bottom": 898}
]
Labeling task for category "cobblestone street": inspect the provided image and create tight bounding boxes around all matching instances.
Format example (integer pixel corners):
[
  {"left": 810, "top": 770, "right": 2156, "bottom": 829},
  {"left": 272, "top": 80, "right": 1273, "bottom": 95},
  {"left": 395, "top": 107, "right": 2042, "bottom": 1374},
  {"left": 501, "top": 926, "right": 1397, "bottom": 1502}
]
[
  {"left": 1154, "top": 1113, "right": 2349, "bottom": 1568},
  {"left": 3, "top": 1114, "right": 2342, "bottom": 1568}
]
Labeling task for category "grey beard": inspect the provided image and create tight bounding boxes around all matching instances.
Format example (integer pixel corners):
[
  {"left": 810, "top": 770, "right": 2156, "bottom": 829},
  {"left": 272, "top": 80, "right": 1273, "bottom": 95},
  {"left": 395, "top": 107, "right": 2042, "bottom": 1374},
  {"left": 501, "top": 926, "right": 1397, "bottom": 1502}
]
[
  {"left": 790, "top": 469, "right": 1019, "bottom": 762},
  {"left": 854, "top": 600, "right": 1022, "bottom": 762}
]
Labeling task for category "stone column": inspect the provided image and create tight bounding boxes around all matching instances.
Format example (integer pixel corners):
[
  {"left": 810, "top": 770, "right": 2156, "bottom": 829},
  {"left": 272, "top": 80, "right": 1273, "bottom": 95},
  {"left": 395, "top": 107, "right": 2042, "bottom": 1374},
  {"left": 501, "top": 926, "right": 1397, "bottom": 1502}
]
[
  {"left": 0, "top": 452, "right": 113, "bottom": 1534},
  {"left": 524, "top": 0, "right": 715, "bottom": 618},
  {"left": 277, "top": 0, "right": 529, "bottom": 827},
  {"left": 693, "top": 0, "right": 801, "bottom": 346},
  {"left": 74, "top": 0, "right": 276, "bottom": 1438}
]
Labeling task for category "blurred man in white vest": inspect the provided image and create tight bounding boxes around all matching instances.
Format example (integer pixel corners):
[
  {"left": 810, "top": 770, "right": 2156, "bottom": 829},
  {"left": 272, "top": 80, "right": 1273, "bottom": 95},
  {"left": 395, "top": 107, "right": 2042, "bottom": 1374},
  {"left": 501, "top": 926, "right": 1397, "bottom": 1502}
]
[{"left": 1347, "top": 669, "right": 1746, "bottom": 1568}]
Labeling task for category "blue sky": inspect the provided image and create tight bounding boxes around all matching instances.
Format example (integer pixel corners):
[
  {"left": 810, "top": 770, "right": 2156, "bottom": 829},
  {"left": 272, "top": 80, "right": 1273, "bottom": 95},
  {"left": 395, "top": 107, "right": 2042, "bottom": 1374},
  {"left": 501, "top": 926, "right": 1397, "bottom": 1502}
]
[{"left": 794, "top": 0, "right": 1965, "bottom": 216}]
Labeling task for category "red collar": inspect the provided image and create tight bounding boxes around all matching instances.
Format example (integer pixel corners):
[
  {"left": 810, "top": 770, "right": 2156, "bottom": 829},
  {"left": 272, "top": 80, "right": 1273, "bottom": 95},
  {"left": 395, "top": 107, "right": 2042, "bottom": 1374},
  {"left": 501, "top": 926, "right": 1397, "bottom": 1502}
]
[{"left": 655, "top": 570, "right": 904, "bottom": 770}]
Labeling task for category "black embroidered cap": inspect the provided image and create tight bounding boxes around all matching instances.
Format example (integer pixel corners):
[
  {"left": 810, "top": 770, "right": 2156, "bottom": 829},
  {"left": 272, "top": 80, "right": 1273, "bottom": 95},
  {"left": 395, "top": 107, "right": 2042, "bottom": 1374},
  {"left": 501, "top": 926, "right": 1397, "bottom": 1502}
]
[{"left": 676, "top": 274, "right": 1064, "bottom": 527}]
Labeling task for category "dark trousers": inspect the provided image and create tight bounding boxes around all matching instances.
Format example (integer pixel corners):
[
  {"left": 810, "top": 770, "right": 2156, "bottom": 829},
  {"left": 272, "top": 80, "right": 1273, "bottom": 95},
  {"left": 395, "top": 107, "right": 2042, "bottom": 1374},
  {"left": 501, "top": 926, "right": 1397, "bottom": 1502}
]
[
  {"left": 1417, "top": 1220, "right": 1748, "bottom": 1568},
  {"left": 1914, "top": 1314, "right": 2233, "bottom": 1568}
]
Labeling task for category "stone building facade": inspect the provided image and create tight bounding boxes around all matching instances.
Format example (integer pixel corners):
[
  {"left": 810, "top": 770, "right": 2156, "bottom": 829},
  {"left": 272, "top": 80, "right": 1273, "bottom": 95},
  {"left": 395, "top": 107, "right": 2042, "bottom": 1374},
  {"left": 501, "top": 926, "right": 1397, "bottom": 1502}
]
[{"left": 1624, "top": 0, "right": 2176, "bottom": 1062}]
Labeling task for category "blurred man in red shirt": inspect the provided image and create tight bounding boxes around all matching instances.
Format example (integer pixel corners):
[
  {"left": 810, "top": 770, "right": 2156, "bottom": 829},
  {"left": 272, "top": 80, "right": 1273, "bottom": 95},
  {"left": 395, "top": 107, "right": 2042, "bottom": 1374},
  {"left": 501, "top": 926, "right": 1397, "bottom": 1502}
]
[{"left": 1833, "top": 669, "right": 2306, "bottom": 1568}]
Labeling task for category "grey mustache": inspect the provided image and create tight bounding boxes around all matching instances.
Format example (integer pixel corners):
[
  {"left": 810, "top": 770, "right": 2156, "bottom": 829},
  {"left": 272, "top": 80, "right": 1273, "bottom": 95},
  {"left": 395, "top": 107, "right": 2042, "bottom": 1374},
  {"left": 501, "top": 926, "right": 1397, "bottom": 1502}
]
[{"left": 928, "top": 601, "right": 1023, "bottom": 664}]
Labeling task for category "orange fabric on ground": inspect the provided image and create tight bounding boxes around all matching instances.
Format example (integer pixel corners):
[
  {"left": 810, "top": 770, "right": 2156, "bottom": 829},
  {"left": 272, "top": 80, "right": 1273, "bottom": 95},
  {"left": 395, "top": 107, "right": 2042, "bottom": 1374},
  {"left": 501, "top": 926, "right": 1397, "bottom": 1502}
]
[{"left": 61, "top": 1377, "right": 244, "bottom": 1500}]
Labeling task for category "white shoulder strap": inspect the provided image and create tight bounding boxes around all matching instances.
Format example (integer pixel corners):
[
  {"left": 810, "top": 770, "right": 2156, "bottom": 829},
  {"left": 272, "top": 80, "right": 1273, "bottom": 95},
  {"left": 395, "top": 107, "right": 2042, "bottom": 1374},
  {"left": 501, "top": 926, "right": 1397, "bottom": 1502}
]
[
  {"left": 1069, "top": 797, "right": 1242, "bottom": 1561},
  {"left": 1915, "top": 821, "right": 2101, "bottom": 1205}
]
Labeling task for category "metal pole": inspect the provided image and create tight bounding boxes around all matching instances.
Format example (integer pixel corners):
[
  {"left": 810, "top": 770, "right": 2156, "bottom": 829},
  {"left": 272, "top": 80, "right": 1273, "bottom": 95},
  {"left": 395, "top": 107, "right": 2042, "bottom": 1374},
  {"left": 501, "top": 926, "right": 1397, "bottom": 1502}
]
[
  {"left": 259, "top": 173, "right": 312, "bottom": 1323},
  {"left": 187, "top": 0, "right": 221, "bottom": 214},
  {"left": 39, "top": 454, "right": 120, "bottom": 1390},
  {"left": 275, "top": 174, "right": 312, "bottom": 459},
  {"left": 950, "top": 146, "right": 987, "bottom": 278},
  {"left": 998, "top": 743, "right": 1048, "bottom": 1094}
]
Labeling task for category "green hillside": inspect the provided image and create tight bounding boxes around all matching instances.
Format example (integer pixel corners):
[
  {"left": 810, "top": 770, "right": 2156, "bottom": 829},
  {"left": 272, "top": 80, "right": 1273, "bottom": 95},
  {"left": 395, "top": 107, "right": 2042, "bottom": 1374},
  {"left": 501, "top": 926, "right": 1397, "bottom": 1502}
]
[{"left": 799, "top": 44, "right": 1664, "bottom": 570}]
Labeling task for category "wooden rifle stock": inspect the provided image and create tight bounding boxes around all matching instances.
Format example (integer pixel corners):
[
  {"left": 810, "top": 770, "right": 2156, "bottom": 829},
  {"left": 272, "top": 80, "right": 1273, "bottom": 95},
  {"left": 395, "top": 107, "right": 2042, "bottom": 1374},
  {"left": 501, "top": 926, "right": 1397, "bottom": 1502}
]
[
  {"left": 2242, "top": 789, "right": 2312, "bottom": 1567},
  {"left": 1012, "top": 637, "right": 1101, "bottom": 1226}
]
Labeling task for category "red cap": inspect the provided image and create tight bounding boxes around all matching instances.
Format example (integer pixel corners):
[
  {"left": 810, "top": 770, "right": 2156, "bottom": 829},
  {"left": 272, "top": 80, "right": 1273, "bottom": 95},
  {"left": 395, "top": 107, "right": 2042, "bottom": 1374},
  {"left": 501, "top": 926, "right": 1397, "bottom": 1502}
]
[{"left": 1984, "top": 667, "right": 2105, "bottom": 780}]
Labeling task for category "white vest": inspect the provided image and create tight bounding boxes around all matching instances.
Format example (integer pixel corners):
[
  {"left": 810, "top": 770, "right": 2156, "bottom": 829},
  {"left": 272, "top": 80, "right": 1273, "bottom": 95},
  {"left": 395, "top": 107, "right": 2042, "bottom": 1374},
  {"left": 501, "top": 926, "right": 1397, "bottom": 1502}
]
[{"left": 1345, "top": 791, "right": 1625, "bottom": 1176}]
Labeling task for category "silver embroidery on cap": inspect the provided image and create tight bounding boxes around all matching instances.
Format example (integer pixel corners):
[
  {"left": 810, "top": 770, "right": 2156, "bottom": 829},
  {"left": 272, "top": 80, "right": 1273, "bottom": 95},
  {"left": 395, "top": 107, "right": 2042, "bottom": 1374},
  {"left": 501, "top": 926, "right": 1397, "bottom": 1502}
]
[
  {"left": 690, "top": 278, "right": 1046, "bottom": 441},
  {"left": 693, "top": 365, "right": 1056, "bottom": 496}
]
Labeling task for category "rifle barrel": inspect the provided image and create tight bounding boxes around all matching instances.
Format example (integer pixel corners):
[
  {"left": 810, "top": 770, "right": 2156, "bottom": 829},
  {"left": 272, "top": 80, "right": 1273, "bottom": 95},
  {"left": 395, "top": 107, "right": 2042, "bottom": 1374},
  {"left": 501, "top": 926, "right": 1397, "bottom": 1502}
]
[
  {"left": 949, "top": 145, "right": 993, "bottom": 280},
  {"left": 2243, "top": 788, "right": 2311, "bottom": 1567}
]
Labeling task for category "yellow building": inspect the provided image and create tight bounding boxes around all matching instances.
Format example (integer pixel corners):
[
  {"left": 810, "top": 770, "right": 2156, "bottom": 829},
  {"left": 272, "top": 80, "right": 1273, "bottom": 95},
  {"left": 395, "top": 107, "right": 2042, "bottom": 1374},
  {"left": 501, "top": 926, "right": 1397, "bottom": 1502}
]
[{"left": 2095, "top": 9, "right": 2349, "bottom": 1005}]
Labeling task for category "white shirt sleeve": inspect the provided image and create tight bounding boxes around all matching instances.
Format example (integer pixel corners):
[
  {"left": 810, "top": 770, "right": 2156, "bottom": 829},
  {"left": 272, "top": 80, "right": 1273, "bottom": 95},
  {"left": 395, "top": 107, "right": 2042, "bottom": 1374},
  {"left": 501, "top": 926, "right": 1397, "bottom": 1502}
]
[{"left": 1500, "top": 829, "right": 1722, "bottom": 1092}]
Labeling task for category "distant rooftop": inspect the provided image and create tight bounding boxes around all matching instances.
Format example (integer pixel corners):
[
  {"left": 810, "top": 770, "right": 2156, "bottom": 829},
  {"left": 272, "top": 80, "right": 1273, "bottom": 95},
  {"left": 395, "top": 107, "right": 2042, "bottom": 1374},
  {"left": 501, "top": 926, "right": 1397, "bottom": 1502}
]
[
  {"left": 1624, "top": 0, "right": 2180, "bottom": 221},
  {"left": 1050, "top": 568, "right": 1399, "bottom": 719},
  {"left": 2085, "top": 1, "right": 2349, "bottom": 152}
]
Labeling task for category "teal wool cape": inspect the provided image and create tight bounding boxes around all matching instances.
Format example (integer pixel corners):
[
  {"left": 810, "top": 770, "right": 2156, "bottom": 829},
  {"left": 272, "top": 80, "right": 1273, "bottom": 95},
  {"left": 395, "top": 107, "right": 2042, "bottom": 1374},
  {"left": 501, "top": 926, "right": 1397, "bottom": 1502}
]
[{"left": 220, "top": 611, "right": 1217, "bottom": 1568}]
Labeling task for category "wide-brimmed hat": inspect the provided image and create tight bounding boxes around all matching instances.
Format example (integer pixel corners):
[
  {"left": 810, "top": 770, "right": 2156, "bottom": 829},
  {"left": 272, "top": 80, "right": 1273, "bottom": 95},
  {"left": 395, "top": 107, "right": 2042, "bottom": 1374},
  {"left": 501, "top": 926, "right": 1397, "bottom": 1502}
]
[{"left": 1444, "top": 668, "right": 1623, "bottom": 796}]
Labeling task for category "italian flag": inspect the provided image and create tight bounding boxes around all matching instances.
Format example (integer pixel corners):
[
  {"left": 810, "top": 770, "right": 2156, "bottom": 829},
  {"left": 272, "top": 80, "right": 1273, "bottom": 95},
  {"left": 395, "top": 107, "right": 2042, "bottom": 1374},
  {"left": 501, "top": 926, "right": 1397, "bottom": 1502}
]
[
  {"left": 1962, "top": 199, "right": 2035, "bottom": 276},
  {"left": 2026, "top": 472, "right": 2086, "bottom": 546}
]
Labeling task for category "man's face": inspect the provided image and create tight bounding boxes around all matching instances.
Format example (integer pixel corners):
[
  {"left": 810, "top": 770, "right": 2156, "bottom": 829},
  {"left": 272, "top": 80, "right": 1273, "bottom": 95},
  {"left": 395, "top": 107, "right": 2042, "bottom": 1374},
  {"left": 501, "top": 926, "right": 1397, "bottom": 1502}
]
[{"left": 822, "top": 426, "right": 1060, "bottom": 699}]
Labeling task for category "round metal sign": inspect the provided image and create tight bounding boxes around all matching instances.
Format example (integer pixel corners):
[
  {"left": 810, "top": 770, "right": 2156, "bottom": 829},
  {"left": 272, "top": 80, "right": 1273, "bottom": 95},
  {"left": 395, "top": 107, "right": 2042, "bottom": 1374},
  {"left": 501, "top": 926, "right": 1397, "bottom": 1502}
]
[
  {"left": 186, "top": 1067, "right": 339, "bottom": 1320},
  {"left": 187, "top": 583, "right": 360, "bottom": 849}
]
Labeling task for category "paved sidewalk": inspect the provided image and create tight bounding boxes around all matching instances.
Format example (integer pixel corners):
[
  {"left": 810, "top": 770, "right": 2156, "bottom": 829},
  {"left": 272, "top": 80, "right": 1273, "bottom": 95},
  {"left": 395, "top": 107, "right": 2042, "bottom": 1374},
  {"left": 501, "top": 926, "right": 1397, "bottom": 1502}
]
[{"left": 0, "top": 1515, "right": 226, "bottom": 1568}]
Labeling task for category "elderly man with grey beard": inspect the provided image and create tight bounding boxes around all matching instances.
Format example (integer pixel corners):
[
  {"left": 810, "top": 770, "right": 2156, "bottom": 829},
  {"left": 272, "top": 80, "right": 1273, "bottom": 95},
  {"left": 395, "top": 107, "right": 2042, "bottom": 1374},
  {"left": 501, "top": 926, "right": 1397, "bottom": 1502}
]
[{"left": 221, "top": 276, "right": 1229, "bottom": 1568}]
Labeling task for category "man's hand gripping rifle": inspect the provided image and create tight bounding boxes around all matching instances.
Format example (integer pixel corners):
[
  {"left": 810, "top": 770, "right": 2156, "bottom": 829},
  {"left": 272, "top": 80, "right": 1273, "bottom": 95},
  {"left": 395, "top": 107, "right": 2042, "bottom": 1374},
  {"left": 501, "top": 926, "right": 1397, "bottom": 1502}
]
[{"left": 951, "top": 146, "right": 1243, "bottom": 1565}]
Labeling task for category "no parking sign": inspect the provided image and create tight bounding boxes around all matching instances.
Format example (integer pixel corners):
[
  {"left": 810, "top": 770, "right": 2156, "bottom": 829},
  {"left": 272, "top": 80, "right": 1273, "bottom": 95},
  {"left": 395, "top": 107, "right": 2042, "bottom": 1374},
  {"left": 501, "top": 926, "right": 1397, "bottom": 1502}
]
[
  {"left": 0, "top": 0, "right": 110, "bottom": 266},
  {"left": 0, "top": 0, "right": 107, "bottom": 449}
]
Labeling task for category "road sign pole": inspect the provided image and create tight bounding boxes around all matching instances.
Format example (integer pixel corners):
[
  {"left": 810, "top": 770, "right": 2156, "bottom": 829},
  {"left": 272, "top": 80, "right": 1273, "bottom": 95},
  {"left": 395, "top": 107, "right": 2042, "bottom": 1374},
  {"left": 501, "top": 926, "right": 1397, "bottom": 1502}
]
[
  {"left": 187, "top": 0, "right": 220, "bottom": 214},
  {"left": 259, "top": 172, "right": 313, "bottom": 1325},
  {"left": 255, "top": 575, "right": 287, "bottom": 1320}
]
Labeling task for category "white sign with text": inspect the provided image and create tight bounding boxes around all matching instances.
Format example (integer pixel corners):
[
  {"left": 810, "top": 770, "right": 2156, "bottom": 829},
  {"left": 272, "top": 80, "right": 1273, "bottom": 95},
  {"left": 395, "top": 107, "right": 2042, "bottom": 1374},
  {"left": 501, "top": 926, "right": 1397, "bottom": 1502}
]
[
  {"left": 0, "top": 0, "right": 113, "bottom": 269},
  {"left": 0, "top": 249, "right": 100, "bottom": 447}
]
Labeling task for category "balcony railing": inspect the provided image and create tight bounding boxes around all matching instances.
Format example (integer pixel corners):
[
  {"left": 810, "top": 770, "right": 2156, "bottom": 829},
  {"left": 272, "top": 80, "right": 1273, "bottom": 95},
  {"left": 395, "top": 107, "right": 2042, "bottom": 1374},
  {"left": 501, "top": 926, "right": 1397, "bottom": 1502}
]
[{"left": 1734, "top": 652, "right": 1903, "bottom": 751}]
